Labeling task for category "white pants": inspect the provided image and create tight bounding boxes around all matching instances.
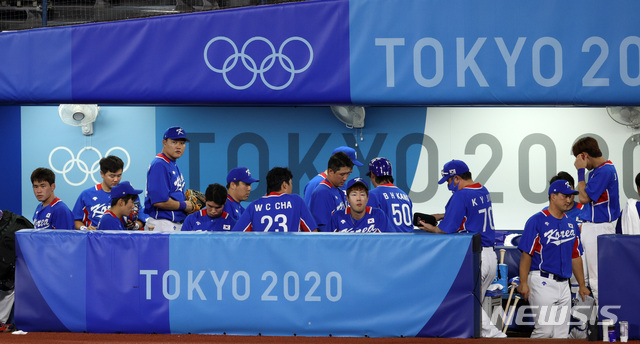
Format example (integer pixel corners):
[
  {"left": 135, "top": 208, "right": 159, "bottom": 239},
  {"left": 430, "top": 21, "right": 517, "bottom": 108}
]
[
  {"left": 580, "top": 221, "right": 615, "bottom": 304},
  {"left": 144, "top": 218, "right": 182, "bottom": 231},
  {"left": 528, "top": 271, "right": 571, "bottom": 338},
  {"left": 0, "top": 289, "right": 14, "bottom": 324},
  {"left": 480, "top": 248, "right": 504, "bottom": 337}
]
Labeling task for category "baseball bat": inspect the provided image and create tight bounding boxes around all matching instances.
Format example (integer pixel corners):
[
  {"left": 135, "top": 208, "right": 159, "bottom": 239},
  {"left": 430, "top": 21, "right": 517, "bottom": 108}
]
[
  {"left": 502, "top": 284, "right": 516, "bottom": 333},
  {"left": 502, "top": 284, "right": 516, "bottom": 325},
  {"left": 498, "top": 249, "right": 508, "bottom": 291},
  {"left": 503, "top": 295, "right": 521, "bottom": 333}
]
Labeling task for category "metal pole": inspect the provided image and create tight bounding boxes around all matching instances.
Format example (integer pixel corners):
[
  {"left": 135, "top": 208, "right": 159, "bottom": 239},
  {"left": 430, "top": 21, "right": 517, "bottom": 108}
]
[{"left": 42, "top": 0, "right": 47, "bottom": 26}]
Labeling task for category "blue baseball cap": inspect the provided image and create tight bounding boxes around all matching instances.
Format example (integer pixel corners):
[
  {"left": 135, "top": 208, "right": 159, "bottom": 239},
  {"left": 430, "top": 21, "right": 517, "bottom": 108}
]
[
  {"left": 111, "top": 181, "right": 143, "bottom": 198},
  {"left": 549, "top": 180, "right": 579, "bottom": 196},
  {"left": 438, "top": 160, "right": 469, "bottom": 184},
  {"left": 369, "top": 157, "right": 392, "bottom": 176},
  {"left": 163, "top": 126, "right": 189, "bottom": 141},
  {"left": 227, "top": 167, "right": 259, "bottom": 184},
  {"left": 333, "top": 146, "right": 364, "bottom": 166},
  {"left": 345, "top": 177, "right": 369, "bottom": 191}
]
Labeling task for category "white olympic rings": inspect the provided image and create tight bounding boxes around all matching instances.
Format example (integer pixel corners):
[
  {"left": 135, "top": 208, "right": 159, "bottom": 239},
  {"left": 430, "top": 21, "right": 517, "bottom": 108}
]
[
  {"left": 203, "top": 36, "right": 314, "bottom": 90},
  {"left": 48, "top": 146, "right": 131, "bottom": 186}
]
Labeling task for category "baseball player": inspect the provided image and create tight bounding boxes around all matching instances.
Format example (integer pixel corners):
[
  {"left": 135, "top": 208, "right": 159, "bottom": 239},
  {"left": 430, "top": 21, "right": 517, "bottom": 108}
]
[
  {"left": 366, "top": 157, "right": 414, "bottom": 232},
  {"left": 223, "top": 167, "right": 259, "bottom": 222},
  {"left": 308, "top": 152, "right": 354, "bottom": 232},
  {"left": 183, "top": 183, "right": 236, "bottom": 231},
  {"left": 330, "top": 178, "right": 393, "bottom": 233},
  {"left": 518, "top": 179, "right": 590, "bottom": 338},
  {"left": 303, "top": 146, "right": 363, "bottom": 207},
  {"left": 416, "top": 159, "right": 504, "bottom": 338},
  {"left": 544, "top": 172, "right": 584, "bottom": 224},
  {"left": 31, "top": 167, "right": 74, "bottom": 229},
  {"left": 97, "top": 181, "right": 142, "bottom": 231},
  {"left": 616, "top": 172, "right": 640, "bottom": 234},
  {"left": 572, "top": 136, "right": 620, "bottom": 304},
  {"left": 72, "top": 155, "right": 146, "bottom": 231},
  {"left": 144, "top": 126, "right": 194, "bottom": 231},
  {"left": 232, "top": 167, "right": 317, "bottom": 232}
]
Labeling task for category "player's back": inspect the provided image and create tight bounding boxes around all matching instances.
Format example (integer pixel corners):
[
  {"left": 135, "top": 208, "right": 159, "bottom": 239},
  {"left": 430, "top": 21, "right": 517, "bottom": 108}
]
[
  {"left": 368, "top": 184, "right": 414, "bottom": 232},
  {"left": 233, "top": 193, "right": 316, "bottom": 232},
  {"left": 442, "top": 183, "right": 495, "bottom": 247}
]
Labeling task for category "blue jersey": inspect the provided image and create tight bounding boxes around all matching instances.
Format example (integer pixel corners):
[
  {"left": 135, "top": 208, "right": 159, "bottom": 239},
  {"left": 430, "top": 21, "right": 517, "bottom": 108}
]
[
  {"left": 33, "top": 198, "right": 74, "bottom": 229},
  {"left": 367, "top": 183, "right": 414, "bottom": 233},
  {"left": 330, "top": 206, "right": 393, "bottom": 233},
  {"left": 303, "top": 172, "right": 327, "bottom": 207},
  {"left": 439, "top": 183, "right": 495, "bottom": 247},
  {"left": 73, "top": 183, "right": 110, "bottom": 227},
  {"left": 309, "top": 179, "right": 347, "bottom": 232},
  {"left": 97, "top": 210, "right": 126, "bottom": 231},
  {"left": 580, "top": 160, "right": 620, "bottom": 223},
  {"left": 222, "top": 195, "right": 245, "bottom": 222},
  {"left": 233, "top": 192, "right": 317, "bottom": 232},
  {"left": 182, "top": 209, "right": 236, "bottom": 231},
  {"left": 518, "top": 209, "right": 583, "bottom": 279},
  {"left": 144, "top": 153, "right": 187, "bottom": 222}
]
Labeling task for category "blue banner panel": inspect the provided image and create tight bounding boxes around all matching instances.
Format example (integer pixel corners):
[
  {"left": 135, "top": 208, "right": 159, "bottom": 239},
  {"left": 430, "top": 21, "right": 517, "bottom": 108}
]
[
  {"left": 349, "top": 0, "right": 640, "bottom": 105},
  {"left": 85, "top": 231, "right": 171, "bottom": 333},
  {"left": 599, "top": 235, "right": 640, "bottom": 340},
  {"left": 15, "top": 229, "right": 87, "bottom": 332},
  {"left": 0, "top": 29, "right": 72, "bottom": 103},
  {"left": 69, "top": 1, "right": 350, "bottom": 104},
  {"left": 15, "top": 230, "right": 479, "bottom": 337}
]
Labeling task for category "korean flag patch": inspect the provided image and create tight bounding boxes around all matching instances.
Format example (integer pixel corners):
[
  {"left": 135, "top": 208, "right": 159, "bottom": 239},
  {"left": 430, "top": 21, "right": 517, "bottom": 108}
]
[
  {"left": 223, "top": 224, "right": 231, "bottom": 230},
  {"left": 367, "top": 218, "right": 375, "bottom": 224}
]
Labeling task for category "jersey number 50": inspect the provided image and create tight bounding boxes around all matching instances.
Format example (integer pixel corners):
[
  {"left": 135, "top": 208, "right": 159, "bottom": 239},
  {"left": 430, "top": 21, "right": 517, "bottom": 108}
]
[{"left": 391, "top": 203, "right": 412, "bottom": 227}]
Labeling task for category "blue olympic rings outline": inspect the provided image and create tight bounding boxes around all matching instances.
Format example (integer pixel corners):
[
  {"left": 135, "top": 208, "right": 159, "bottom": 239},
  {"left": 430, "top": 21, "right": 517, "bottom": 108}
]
[
  {"left": 48, "top": 146, "right": 131, "bottom": 187},
  {"left": 203, "top": 36, "right": 314, "bottom": 90}
]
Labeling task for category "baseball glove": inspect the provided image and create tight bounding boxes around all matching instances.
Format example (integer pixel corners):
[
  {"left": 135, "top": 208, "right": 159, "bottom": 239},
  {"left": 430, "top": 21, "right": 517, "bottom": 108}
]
[
  {"left": 123, "top": 200, "right": 141, "bottom": 230},
  {"left": 185, "top": 189, "right": 206, "bottom": 214}
]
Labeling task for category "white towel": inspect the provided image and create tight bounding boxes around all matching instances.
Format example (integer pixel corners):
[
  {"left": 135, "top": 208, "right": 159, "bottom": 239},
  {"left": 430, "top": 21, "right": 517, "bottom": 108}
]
[{"left": 620, "top": 198, "right": 640, "bottom": 234}]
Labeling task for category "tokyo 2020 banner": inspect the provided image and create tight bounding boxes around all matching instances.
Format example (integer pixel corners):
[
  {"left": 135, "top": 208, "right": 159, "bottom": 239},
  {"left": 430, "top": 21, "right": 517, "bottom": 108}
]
[
  {"left": 15, "top": 230, "right": 479, "bottom": 337},
  {"left": 0, "top": 0, "right": 639, "bottom": 105}
]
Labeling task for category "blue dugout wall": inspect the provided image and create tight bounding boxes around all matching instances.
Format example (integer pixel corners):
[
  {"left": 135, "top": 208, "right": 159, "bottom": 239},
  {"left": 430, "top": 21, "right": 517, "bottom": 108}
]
[{"left": 16, "top": 230, "right": 481, "bottom": 337}]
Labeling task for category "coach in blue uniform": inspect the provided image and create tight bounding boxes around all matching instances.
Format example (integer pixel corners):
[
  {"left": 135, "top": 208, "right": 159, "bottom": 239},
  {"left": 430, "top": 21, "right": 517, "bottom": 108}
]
[
  {"left": 144, "top": 126, "right": 194, "bottom": 231},
  {"left": 416, "top": 159, "right": 504, "bottom": 338},
  {"left": 303, "top": 146, "right": 363, "bottom": 207},
  {"left": 31, "top": 167, "right": 74, "bottom": 229},
  {"left": 572, "top": 136, "right": 620, "bottom": 304},
  {"left": 518, "top": 180, "right": 590, "bottom": 338},
  {"left": 183, "top": 183, "right": 236, "bottom": 231},
  {"left": 331, "top": 178, "right": 392, "bottom": 233},
  {"left": 97, "top": 181, "right": 143, "bottom": 231},
  {"left": 233, "top": 167, "right": 317, "bottom": 232},
  {"left": 224, "top": 167, "right": 259, "bottom": 222},
  {"left": 309, "top": 152, "right": 353, "bottom": 232},
  {"left": 367, "top": 157, "right": 414, "bottom": 232}
]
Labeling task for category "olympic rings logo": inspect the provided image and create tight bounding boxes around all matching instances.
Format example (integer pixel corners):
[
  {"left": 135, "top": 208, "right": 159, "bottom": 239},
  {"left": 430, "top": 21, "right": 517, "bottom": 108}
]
[
  {"left": 203, "top": 36, "right": 313, "bottom": 90},
  {"left": 48, "top": 146, "right": 131, "bottom": 187}
]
